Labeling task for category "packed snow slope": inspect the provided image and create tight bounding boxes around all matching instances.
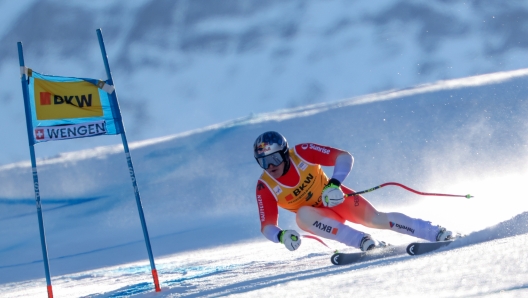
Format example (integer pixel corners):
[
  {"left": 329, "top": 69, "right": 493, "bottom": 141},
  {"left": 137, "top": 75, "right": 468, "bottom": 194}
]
[
  {"left": 3, "top": 0, "right": 528, "bottom": 165},
  {"left": 1, "top": 69, "right": 528, "bottom": 297}
]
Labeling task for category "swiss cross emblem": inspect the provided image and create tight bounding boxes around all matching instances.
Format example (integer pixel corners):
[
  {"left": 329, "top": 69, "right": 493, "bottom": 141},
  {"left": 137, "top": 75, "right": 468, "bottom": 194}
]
[{"left": 35, "top": 129, "right": 45, "bottom": 140}]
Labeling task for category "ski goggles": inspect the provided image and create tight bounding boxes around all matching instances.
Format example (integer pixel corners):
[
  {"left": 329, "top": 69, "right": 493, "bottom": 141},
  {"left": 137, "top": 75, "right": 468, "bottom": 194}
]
[{"left": 256, "top": 151, "right": 284, "bottom": 169}]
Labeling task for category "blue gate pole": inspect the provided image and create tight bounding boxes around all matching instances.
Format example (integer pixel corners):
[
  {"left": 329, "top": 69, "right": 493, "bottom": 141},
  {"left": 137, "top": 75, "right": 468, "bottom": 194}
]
[
  {"left": 95, "top": 29, "right": 161, "bottom": 292},
  {"left": 17, "top": 42, "right": 54, "bottom": 298}
]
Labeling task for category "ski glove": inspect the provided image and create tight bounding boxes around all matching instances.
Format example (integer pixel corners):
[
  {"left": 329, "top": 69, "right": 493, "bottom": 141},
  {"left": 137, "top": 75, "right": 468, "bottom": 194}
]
[
  {"left": 322, "top": 178, "right": 345, "bottom": 207},
  {"left": 279, "top": 230, "right": 301, "bottom": 251}
]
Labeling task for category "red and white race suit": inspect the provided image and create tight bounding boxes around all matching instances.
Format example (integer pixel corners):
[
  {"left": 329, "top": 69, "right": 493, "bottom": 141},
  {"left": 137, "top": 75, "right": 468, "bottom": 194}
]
[
  {"left": 255, "top": 143, "right": 448, "bottom": 247},
  {"left": 255, "top": 143, "right": 377, "bottom": 244}
]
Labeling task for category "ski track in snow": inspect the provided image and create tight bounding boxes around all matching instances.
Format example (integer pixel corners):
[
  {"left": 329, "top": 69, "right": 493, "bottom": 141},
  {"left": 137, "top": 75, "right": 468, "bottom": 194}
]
[
  {"left": 2, "top": 212, "right": 527, "bottom": 297},
  {"left": 110, "top": 213, "right": 528, "bottom": 297}
]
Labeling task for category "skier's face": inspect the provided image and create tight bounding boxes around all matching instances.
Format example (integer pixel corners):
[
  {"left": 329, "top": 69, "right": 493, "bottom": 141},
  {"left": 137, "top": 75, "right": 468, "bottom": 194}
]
[{"left": 265, "top": 161, "right": 285, "bottom": 179}]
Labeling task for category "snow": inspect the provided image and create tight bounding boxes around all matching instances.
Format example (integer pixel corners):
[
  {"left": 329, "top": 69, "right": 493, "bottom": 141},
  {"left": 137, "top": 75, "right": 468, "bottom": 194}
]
[
  {"left": 4, "top": 1, "right": 528, "bottom": 167},
  {"left": 1, "top": 68, "right": 528, "bottom": 297}
]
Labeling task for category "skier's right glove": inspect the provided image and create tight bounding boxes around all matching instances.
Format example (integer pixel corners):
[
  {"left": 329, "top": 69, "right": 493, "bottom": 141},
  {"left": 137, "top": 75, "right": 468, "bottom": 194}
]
[
  {"left": 279, "top": 230, "right": 301, "bottom": 251},
  {"left": 322, "top": 178, "right": 345, "bottom": 207}
]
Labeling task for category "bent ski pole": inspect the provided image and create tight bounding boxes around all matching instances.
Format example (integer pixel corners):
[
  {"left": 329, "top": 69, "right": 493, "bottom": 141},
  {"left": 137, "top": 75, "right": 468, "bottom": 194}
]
[
  {"left": 302, "top": 235, "right": 338, "bottom": 252},
  {"left": 345, "top": 182, "right": 472, "bottom": 199}
]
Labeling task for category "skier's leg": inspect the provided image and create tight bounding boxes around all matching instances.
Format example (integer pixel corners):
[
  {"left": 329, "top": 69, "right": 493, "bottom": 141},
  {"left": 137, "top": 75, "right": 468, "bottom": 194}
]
[
  {"left": 295, "top": 206, "right": 367, "bottom": 249},
  {"left": 332, "top": 185, "right": 443, "bottom": 242}
]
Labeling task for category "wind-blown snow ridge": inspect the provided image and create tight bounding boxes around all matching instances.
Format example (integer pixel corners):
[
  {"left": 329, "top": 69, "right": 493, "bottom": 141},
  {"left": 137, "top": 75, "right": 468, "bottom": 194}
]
[
  {"left": 2, "top": 67, "right": 527, "bottom": 171},
  {"left": 5, "top": 1, "right": 528, "bottom": 168},
  {"left": 446, "top": 212, "right": 528, "bottom": 250}
]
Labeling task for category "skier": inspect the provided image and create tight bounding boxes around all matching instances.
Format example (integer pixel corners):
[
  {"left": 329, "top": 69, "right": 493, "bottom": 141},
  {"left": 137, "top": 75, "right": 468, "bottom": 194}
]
[{"left": 253, "top": 131, "right": 454, "bottom": 252}]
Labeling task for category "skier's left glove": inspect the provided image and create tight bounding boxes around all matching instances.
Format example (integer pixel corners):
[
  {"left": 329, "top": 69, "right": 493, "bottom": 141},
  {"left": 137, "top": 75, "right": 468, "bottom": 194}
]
[
  {"left": 322, "top": 178, "right": 345, "bottom": 207},
  {"left": 279, "top": 230, "right": 301, "bottom": 251}
]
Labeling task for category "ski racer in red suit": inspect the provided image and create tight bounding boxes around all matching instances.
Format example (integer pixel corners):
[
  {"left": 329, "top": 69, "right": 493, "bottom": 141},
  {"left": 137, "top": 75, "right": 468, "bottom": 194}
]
[{"left": 254, "top": 131, "right": 454, "bottom": 251}]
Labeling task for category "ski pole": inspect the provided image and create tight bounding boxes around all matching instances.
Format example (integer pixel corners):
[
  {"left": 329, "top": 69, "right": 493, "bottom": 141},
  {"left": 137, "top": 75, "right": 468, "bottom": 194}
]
[
  {"left": 344, "top": 182, "right": 473, "bottom": 199},
  {"left": 302, "top": 235, "right": 331, "bottom": 248},
  {"left": 302, "top": 235, "right": 338, "bottom": 252}
]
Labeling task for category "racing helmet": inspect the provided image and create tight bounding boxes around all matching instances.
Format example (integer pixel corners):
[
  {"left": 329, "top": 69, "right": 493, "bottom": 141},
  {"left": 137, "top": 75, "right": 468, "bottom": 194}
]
[{"left": 253, "top": 131, "right": 289, "bottom": 169}]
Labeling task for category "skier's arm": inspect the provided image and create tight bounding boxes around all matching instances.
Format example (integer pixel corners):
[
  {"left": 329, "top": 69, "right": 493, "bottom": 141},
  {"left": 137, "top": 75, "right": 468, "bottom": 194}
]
[
  {"left": 331, "top": 151, "right": 353, "bottom": 184},
  {"left": 256, "top": 181, "right": 303, "bottom": 251},
  {"left": 295, "top": 143, "right": 353, "bottom": 184},
  {"left": 296, "top": 143, "right": 352, "bottom": 207},
  {"left": 256, "top": 181, "right": 281, "bottom": 243}
]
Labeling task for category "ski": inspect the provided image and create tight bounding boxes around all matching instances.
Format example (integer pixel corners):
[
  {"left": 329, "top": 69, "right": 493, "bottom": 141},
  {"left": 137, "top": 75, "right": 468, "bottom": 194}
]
[
  {"left": 331, "top": 244, "right": 406, "bottom": 265},
  {"left": 331, "top": 251, "right": 365, "bottom": 265},
  {"left": 406, "top": 240, "right": 454, "bottom": 256},
  {"left": 331, "top": 239, "right": 460, "bottom": 265}
]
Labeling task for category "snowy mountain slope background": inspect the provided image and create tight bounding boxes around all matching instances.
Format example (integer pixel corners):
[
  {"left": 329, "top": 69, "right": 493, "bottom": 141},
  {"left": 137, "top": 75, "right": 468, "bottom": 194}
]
[
  {"left": 2, "top": 0, "right": 528, "bottom": 166},
  {"left": 1, "top": 69, "right": 528, "bottom": 297}
]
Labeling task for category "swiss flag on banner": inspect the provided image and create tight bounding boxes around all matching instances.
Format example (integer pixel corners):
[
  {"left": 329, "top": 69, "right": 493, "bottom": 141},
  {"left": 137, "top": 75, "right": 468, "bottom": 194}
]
[{"left": 35, "top": 128, "right": 45, "bottom": 140}]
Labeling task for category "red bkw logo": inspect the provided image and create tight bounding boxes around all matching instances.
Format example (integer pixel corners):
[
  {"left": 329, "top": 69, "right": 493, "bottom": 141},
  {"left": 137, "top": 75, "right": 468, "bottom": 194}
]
[{"left": 40, "top": 92, "right": 51, "bottom": 105}]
